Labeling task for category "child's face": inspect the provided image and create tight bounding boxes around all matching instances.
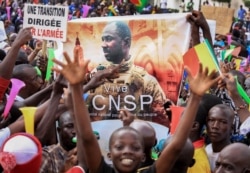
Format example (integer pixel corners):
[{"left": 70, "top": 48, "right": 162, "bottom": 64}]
[{"left": 109, "top": 130, "right": 145, "bottom": 173}]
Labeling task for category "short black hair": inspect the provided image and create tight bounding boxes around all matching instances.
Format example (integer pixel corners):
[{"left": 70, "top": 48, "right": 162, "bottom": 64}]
[
  {"left": 16, "top": 49, "right": 28, "bottom": 65},
  {"left": 109, "top": 126, "right": 144, "bottom": 150},
  {"left": 208, "top": 104, "right": 235, "bottom": 123},
  {"left": 12, "top": 64, "right": 34, "bottom": 80},
  {"left": 200, "top": 94, "right": 223, "bottom": 113},
  {"left": 107, "top": 21, "right": 131, "bottom": 41},
  {"left": 232, "top": 29, "right": 240, "bottom": 38},
  {"left": 58, "top": 111, "right": 71, "bottom": 128},
  {"left": 195, "top": 105, "right": 207, "bottom": 133}
]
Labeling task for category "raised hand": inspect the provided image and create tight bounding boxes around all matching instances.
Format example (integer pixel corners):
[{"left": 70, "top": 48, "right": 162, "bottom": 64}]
[
  {"left": 34, "top": 39, "right": 43, "bottom": 52},
  {"left": 186, "top": 11, "right": 200, "bottom": 46},
  {"left": 185, "top": 63, "right": 221, "bottom": 97},
  {"left": 187, "top": 10, "right": 213, "bottom": 47},
  {"left": 13, "top": 27, "right": 33, "bottom": 48},
  {"left": 188, "top": 10, "right": 209, "bottom": 30},
  {"left": 118, "top": 109, "right": 135, "bottom": 126},
  {"left": 85, "top": 65, "right": 120, "bottom": 91},
  {"left": 52, "top": 52, "right": 90, "bottom": 85},
  {"left": 36, "top": 54, "right": 48, "bottom": 74},
  {"left": 53, "top": 74, "right": 68, "bottom": 95},
  {"left": 218, "top": 73, "right": 238, "bottom": 96},
  {"left": 219, "top": 59, "right": 236, "bottom": 73}
]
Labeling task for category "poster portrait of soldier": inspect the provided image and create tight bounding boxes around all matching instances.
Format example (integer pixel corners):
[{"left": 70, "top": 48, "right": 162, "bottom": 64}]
[{"left": 63, "top": 14, "right": 191, "bottom": 127}]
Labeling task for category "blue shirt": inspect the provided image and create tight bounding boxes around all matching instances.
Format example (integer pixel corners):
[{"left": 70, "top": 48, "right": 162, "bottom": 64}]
[{"left": 238, "top": 8, "right": 246, "bottom": 20}]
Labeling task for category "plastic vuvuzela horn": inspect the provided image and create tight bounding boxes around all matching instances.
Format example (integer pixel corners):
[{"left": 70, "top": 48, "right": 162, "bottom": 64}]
[
  {"left": 19, "top": 107, "right": 37, "bottom": 135},
  {"left": 17, "top": 7, "right": 22, "bottom": 17},
  {"left": 227, "top": 34, "right": 232, "bottom": 45},
  {"left": 3, "top": 78, "right": 25, "bottom": 118},
  {"left": 6, "top": 6, "right": 11, "bottom": 21}
]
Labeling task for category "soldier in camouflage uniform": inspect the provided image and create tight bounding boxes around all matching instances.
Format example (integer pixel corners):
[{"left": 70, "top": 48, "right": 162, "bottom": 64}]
[{"left": 86, "top": 21, "right": 170, "bottom": 127}]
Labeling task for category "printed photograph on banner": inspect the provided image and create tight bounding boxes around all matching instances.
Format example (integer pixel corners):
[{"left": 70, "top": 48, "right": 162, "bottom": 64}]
[
  {"left": 63, "top": 14, "right": 191, "bottom": 127},
  {"left": 23, "top": 4, "right": 68, "bottom": 42}
]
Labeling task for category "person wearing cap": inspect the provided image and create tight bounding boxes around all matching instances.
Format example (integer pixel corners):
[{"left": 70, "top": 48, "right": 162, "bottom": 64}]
[{"left": 0, "top": 132, "right": 42, "bottom": 173}]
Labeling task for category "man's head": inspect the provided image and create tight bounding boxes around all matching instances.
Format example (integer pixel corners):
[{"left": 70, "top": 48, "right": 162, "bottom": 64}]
[
  {"left": 200, "top": 94, "right": 223, "bottom": 113},
  {"left": 101, "top": 21, "right": 131, "bottom": 64},
  {"left": 206, "top": 104, "right": 234, "bottom": 144},
  {"left": 129, "top": 121, "right": 156, "bottom": 153},
  {"left": 12, "top": 64, "right": 43, "bottom": 98},
  {"left": 189, "top": 104, "right": 207, "bottom": 142},
  {"left": 164, "top": 137, "right": 195, "bottom": 173},
  {"left": 215, "top": 143, "right": 250, "bottom": 173},
  {"left": 16, "top": 49, "right": 28, "bottom": 65},
  {"left": 57, "top": 111, "right": 76, "bottom": 151}
]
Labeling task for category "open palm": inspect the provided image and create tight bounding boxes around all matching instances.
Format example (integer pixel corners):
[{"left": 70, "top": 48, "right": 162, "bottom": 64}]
[
  {"left": 52, "top": 52, "right": 89, "bottom": 85},
  {"left": 186, "top": 63, "right": 221, "bottom": 97}
]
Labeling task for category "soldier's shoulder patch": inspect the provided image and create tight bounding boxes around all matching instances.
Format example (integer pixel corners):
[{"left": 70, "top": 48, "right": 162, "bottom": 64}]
[{"left": 131, "top": 65, "right": 147, "bottom": 76}]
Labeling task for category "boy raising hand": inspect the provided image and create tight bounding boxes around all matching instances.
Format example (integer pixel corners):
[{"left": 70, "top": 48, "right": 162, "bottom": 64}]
[{"left": 53, "top": 52, "right": 221, "bottom": 173}]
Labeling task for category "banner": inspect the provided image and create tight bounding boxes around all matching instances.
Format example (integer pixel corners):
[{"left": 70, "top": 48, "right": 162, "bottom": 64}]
[
  {"left": 23, "top": 4, "right": 68, "bottom": 42},
  {"left": 63, "top": 14, "right": 191, "bottom": 127},
  {"left": 201, "top": 6, "right": 235, "bottom": 35}
]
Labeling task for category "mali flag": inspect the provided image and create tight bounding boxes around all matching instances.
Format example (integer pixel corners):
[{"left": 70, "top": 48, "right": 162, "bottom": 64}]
[{"left": 183, "top": 39, "right": 220, "bottom": 76}]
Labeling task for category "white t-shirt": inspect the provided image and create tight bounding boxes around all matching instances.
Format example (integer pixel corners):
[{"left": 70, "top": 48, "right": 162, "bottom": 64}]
[
  {"left": 205, "top": 144, "right": 219, "bottom": 172},
  {"left": 240, "top": 116, "right": 250, "bottom": 135},
  {"left": 0, "top": 127, "right": 11, "bottom": 148},
  {"left": 245, "top": 32, "right": 250, "bottom": 41}
]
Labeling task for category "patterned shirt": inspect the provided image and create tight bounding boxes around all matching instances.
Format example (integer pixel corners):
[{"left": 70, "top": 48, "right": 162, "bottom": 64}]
[{"left": 39, "top": 144, "right": 70, "bottom": 173}]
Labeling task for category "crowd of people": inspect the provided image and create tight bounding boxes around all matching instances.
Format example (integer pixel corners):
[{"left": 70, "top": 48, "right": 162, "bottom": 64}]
[{"left": 0, "top": 0, "right": 250, "bottom": 172}]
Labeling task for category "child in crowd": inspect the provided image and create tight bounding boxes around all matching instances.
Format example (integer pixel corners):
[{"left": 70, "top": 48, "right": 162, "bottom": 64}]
[{"left": 52, "top": 51, "right": 221, "bottom": 173}]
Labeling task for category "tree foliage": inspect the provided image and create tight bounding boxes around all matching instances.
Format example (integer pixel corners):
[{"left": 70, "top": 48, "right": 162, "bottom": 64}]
[{"left": 244, "top": 0, "right": 250, "bottom": 7}]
